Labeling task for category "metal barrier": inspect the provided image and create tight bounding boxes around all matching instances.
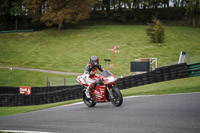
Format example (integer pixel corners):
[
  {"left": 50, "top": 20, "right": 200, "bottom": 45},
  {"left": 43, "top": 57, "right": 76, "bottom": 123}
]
[
  {"left": 187, "top": 62, "right": 200, "bottom": 77},
  {"left": 116, "top": 63, "right": 189, "bottom": 90},
  {"left": 0, "top": 63, "right": 190, "bottom": 106},
  {"left": 0, "top": 29, "right": 33, "bottom": 34},
  {"left": 0, "top": 85, "right": 82, "bottom": 106}
]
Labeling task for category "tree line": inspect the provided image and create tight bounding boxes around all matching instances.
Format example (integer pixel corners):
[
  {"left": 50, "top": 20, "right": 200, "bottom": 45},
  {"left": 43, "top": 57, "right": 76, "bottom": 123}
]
[{"left": 0, "top": 0, "right": 199, "bottom": 30}]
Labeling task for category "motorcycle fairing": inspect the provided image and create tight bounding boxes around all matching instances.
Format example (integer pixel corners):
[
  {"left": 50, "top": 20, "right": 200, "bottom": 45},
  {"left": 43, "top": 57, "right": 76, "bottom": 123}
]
[
  {"left": 93, "top": 85, "right": 108, "bottom": 102},
  {"left": 76, "top": 75, "right": 88, "bottom": 86}
]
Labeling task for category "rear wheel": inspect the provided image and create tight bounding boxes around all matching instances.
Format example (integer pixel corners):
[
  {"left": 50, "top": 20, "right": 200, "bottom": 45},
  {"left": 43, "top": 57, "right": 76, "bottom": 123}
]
[
  {"left": 82, "top": 89, "right": 96, "bottom": 107},
  {"left": 110, "top": 87, "right": 123, "bottom": 107}
]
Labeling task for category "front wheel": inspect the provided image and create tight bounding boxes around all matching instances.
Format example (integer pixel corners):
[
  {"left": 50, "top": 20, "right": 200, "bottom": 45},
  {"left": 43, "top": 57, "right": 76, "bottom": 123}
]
[
  {"left": 82, "top": 89, "right": 96, "bottom": 107},
  {"left": 110, "top": 87, "right": 123, "bottom": 107}
]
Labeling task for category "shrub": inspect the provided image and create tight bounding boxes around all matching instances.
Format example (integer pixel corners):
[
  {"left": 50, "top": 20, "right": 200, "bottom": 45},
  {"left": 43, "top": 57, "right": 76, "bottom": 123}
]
[{"left": 146, "top": 18, "right": 165, "bottom": 43}]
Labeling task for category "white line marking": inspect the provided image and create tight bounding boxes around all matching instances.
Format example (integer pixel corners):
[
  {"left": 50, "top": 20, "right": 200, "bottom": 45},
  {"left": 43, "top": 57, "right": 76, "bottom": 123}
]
[
  {"left": 125, "top": 95, "right": 156, "bottom": 99},
  {"left": 64, "top": 101, "right": 84, "bottom": 106},
  {"left": 0, "top": 130, "right": 52, "bottom": 133},
  {"left": 58, "top": 101, "right": 84, "bottom": 108}
]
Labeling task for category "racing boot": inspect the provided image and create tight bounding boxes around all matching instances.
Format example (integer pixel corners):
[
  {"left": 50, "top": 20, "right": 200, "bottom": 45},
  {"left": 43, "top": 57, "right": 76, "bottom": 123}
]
[
  {"left": 85, "top": 87, "right": 91, "bottom": 98},
  {"left": 85, "top": 84, "right": 95, "bottom": 100}
]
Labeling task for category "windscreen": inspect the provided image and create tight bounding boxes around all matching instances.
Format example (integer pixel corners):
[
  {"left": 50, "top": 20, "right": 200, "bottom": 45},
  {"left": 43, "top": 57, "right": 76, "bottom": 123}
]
[{"left": 100, "top": 70, "right": 111, "bottom": 77}]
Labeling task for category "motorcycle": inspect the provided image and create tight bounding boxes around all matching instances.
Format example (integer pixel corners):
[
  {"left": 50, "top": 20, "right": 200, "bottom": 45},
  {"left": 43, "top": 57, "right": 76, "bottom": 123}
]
[{"left": 76, "top": 70, "right": 123, "bottom": 107}]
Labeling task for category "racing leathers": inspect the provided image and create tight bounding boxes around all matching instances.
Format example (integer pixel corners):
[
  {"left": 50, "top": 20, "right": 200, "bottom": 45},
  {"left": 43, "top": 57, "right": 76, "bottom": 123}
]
[{"left": 84, "top": 62, "right": 104, "bottom": 98}]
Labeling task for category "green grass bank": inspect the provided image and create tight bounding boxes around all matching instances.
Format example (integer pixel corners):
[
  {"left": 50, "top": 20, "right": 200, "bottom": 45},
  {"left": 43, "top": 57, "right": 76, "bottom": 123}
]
[
  {"left": 0, "top": 25, "right": 199, "bottom": 86},
  {"left": 0, "top": 68, "right": 78, "bottom": 87},
  {"left": 0, "top": 25, "right": 199, "bottom": 76}
]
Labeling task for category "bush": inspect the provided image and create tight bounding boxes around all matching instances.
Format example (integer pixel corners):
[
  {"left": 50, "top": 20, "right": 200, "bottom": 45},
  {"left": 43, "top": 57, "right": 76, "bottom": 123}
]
[{"left": 146, "top": 18, "right": 165, "bottom": 43}]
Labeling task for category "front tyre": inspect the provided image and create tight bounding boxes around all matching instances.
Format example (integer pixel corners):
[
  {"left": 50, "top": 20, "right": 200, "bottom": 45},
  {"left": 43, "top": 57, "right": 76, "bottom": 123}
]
[
  {"left": 82, "top": 89, "right": 96, "bottom": 107},
  {"left": 110, "top": 87, "right": 123, "bottom": 107}
]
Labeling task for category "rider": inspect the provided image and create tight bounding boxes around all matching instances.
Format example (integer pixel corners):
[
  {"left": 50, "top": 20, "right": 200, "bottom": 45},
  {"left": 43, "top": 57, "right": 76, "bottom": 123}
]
[{"left": 84, "top": 56, "right": 104, "bottom": 98}]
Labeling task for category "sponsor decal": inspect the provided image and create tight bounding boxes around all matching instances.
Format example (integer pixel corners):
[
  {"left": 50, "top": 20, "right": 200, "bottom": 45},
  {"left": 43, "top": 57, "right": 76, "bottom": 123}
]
[
  {"left": 95, "top": 90, "right": 101, "bottom": 95},
  {"left": 95, "top": 90, "right": 102, "bottom": 98},
  {"left": 96, "top": 95, "right": 102, "bottom": 99},
  {"left": 100, "top": 88, "right": 105, "bottom": 92},
  {"left": 19, "top": 87, "right": 31, "bottom": 95}
]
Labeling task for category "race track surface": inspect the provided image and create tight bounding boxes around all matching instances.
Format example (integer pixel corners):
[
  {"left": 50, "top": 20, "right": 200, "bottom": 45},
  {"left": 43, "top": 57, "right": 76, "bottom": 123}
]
[{"left": 0, "top": 93, "right": 200, "bottom": 133}]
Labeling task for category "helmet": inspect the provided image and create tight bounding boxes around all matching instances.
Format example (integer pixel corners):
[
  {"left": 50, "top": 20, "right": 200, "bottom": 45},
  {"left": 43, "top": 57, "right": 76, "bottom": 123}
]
[{"left": 90, "top": 56, "right": 99, "bottom": 66}]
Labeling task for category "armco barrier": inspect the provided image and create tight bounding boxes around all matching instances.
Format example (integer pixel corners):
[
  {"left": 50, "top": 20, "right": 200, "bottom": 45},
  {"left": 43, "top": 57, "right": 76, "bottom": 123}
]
[
  {"left": 187, "top": 62, "right": 200, "bottom": 77},
  {"left": 0, "top": 29, "right": 34, "bottom": 34},
  {"left": 115, "top": 63, "right": 189, "bottom": 90},
  {"left": 0, "top": 63, "right": 190, "bottom": 106},
  {"left": 0, "top": 85, "right": 82, "bottom": 106},
  {"left": 0, "top": 85, "right": 80, "bottom": 94}
]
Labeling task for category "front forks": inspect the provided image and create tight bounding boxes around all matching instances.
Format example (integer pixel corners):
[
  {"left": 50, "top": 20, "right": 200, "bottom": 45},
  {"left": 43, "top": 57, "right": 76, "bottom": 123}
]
[{"left": 107, "top": 85, "right": 114, "bottom": 99}]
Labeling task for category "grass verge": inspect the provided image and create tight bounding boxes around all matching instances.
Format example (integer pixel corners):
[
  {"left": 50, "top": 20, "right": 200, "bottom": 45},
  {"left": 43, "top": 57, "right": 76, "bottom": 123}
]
[
  {"left": 0, "top": 25, "right": 200, "bottom": 87},
  {"left": 0, "top": 76, "right": 200, "bottom": 118},
  {"left": 0, "top": 68, "right": 78, "bottom": 87},
  {"left": 0, "top": 99, "right": 82, "bottom": 118},
  {"left": 0, "top": 25, "right": 200, "bottom": 76},
  {"left": 121, "top": 76, "right": 200, "bottom": 96}
]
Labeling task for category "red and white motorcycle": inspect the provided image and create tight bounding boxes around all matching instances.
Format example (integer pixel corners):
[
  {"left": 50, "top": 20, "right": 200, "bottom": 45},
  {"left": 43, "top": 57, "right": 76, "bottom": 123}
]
[{"left": 76, "top": 70, "right": 123, "bottom": 107}]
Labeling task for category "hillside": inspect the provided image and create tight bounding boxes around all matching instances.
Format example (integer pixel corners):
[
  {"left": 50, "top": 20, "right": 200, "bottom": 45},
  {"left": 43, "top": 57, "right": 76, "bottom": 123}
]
[{"left": 0, "top": 25, "right": 199, "bottom": 76}]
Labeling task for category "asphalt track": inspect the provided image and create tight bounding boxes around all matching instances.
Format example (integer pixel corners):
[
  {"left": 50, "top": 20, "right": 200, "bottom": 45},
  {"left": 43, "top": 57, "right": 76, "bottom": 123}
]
[{"left": 0, "top": 93, "right": 200, "bottom": 133}]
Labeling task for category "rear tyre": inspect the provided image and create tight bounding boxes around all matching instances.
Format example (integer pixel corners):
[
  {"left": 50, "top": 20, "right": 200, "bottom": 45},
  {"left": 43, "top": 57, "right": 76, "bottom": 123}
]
[
  {"left": 110, "top": 87, "right": 123, "bottom": 106},
  {"left": 82, "top": 89, "right": 96, "bottom": 107}
]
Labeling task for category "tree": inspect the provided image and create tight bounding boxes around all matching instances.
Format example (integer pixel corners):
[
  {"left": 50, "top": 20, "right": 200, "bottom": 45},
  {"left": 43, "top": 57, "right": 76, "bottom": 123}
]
[
  {"left": 105, "top": 0, "right": 111, "bottom": 12},
  {"left": 0, "top": 0, "right": 26, "bottom": 30},
  {"left": 24, "top": 0, "right": 96, "bottom": 29},
  {"left": 185, "top": 0, "right": 200, "bottom": 26},
  {"left": 24, "top": 0, "right": 44, "bottom": 23},
  {"left": 151, "top": 0, "right": 162, "bottom": 9},
  {"left": 44, "top": 0, "right": 96, "bottom": 29},
  {"left": 110, "top": 0, "right": 118, "bottom": 10},
  {"left": 163, "top": 0, "right": 169, "bottom": 8},
  {"left": 146, "top": 18, "right": 165, "bottom": 43},
  {"left": 0, "top": 0, "right": 11, "bottom": 27}
]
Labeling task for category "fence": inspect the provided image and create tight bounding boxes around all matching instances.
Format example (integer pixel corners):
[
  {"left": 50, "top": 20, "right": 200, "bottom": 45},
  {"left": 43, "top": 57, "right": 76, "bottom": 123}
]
[
  {"left": 0, "top": 85, "right": 82, "bottom": 106},
  {"left": 187, "top": 62, "right": 200, "bottom": 77},
  {"left": 47, "top": 78, "right": 79, "bottom": 86},
  {"left": 116, "top": 63, "right": 189, "bottom": 90},
  {"left": 0, "top": 63, "right": 194, "bottom": 106},
  {"left": 0, "top": 29, "right": 33, "bottom": 34}
]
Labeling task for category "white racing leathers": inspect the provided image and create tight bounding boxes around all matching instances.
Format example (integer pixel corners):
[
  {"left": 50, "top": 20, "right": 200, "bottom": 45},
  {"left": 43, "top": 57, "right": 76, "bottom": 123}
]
[
  {"left": 84, "top": 72, "right": 96, "bottom": 98},
  {"left": 84, "top": 73, "right": 96, "bottom": 85},
  {"left": 83, "top": 63, "right": 104, "bottom": 98}
]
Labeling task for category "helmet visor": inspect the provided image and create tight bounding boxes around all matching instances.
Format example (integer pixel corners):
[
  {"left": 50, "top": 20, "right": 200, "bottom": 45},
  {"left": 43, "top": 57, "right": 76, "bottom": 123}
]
[{"left": 93, "top": 61, "right": 98, "bottom": 65}]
